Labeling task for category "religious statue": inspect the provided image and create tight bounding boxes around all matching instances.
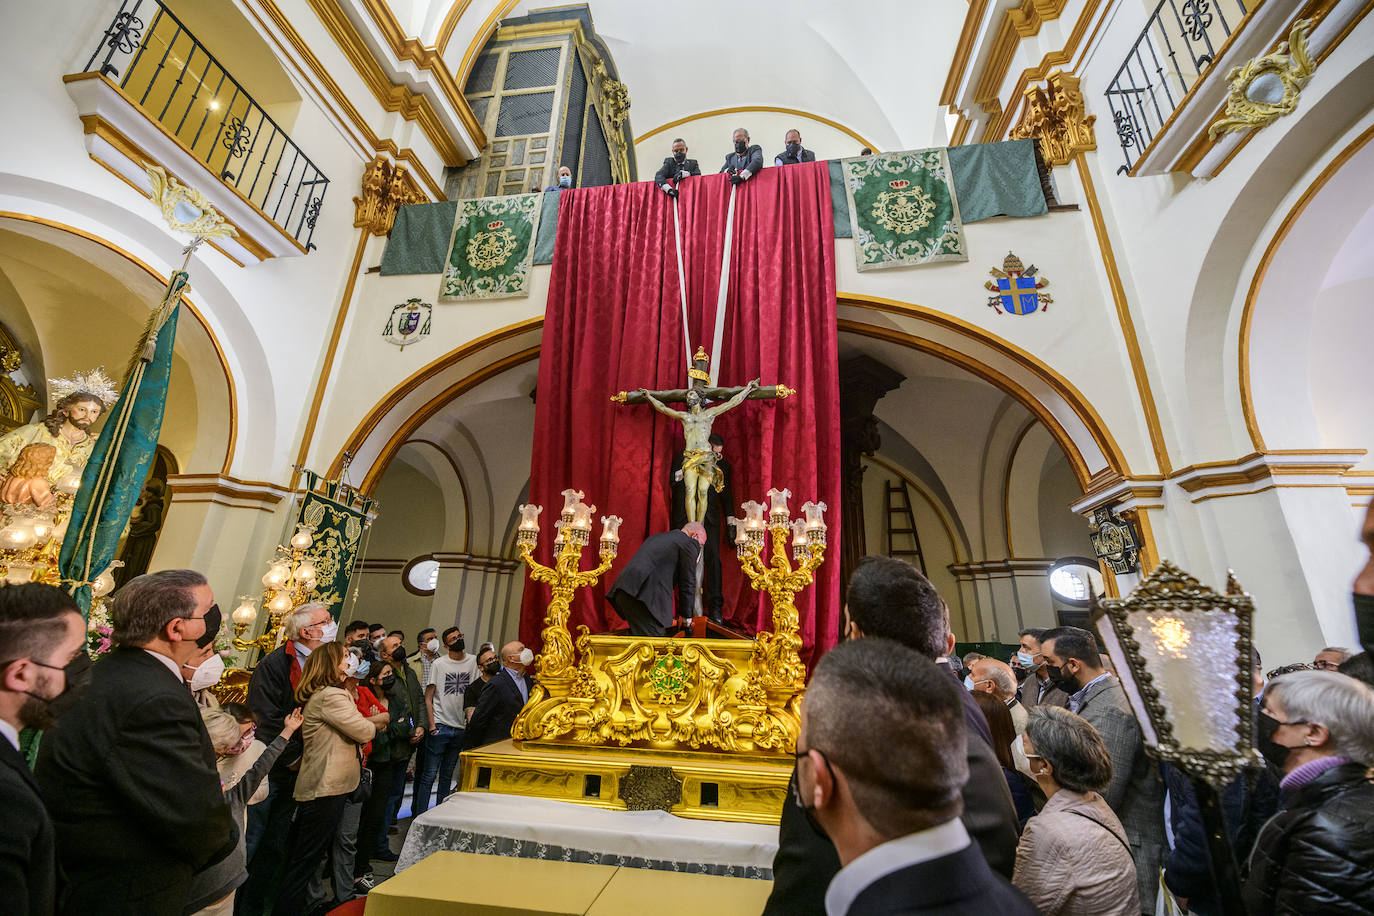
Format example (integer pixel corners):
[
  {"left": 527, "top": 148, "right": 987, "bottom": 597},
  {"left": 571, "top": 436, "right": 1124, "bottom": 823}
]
[
  {"left": 0, "top": 368, "right": 118, "bottom": 506},
  {"left": 612, "top": 348, "right": 794, "bottom": 524}
]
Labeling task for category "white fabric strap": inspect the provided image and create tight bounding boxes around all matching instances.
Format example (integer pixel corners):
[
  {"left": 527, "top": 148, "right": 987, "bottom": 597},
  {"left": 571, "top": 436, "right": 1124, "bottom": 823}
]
[
  {"left": 708, "top": 184, "right": 737, "bottom": 385},
  {"left": 671, "top": 195, "right": 692, "bottom": 372}
]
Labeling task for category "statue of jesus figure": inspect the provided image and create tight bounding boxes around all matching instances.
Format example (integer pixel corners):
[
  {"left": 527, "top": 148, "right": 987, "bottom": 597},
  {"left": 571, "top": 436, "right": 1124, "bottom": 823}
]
[{"left": 612, "top": 347, "right": 793, "bottom": 524}]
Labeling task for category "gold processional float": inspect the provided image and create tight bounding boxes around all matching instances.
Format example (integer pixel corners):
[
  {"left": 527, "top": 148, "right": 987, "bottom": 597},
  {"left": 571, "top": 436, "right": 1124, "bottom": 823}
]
[{"left": 458, "top": 487, "right": 828, "bottom": 825}]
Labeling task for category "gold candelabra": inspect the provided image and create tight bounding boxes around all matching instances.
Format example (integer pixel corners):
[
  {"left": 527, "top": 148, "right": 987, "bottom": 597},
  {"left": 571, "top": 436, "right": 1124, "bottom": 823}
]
[
  {"left": 515, "top": 490, "right": 621, "bottom": 690},
  {"left": 730, "top": 488, "right": 828, "bottom": 692},
  {"left": 231, "top": 523, "right": 318, "bottom": 660}
]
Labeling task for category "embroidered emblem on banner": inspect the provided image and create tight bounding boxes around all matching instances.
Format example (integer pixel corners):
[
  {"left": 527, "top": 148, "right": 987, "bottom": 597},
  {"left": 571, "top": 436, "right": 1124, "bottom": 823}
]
[
  {"left": 467, "top": 220, "right": 518, "bottom": 271},
  {"left": 872, "top": 179, "right": 936, "bottom": 235},
  {"left": 985, "top": 250, "right": 1053, "bottom": 316},
  {"left": 382, "top": 298, "right": 431, "bottom": 350},
  {"left": 1089, "top": 506, "right": 1140, "bottom": 574}
]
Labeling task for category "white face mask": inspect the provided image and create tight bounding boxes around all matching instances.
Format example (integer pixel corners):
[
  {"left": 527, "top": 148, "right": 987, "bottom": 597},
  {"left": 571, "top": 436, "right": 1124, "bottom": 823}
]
[
  {"left": 518, "top": 647, "right": 535, "bottom": 666},
  {"left": 426, "top": 638, "right": 441, "bottom": 654},
  {"left": 187, "top": 653, "right": 226, "bottom": 692},
  {"left": 343, "top": 653, "right": 359, "bottom": 678},
  {"left": 1010, "top": 736, "right": 1039, "bottom": 780},
  {"left": 315, "top": 620, "right": 338, "bottom": 643}
]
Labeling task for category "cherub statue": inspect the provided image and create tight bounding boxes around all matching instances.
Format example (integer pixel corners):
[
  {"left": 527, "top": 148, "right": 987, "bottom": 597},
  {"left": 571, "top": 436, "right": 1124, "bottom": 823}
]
[{"left": 0, "top": 443, "right": 56, "bottom": 508}]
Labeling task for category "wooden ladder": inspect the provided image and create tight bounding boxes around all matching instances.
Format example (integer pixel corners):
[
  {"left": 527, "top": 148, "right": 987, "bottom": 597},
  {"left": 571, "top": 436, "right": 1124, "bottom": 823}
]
[{"left": 884, "top": 479, "right": 927, "bottom": 573}]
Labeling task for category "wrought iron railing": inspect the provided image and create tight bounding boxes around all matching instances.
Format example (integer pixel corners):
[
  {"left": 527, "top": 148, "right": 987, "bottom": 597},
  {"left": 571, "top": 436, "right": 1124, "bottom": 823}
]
[
  {"left": 1104, "top": 0, "right": 1249, "bottom": 173},
  {"left": 83, "top": 0, "right": 328, "bottom": 249}
]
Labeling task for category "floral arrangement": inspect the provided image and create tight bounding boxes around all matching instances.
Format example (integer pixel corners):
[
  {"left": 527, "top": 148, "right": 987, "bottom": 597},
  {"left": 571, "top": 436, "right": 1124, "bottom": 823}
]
[{"left": 86, "top": 596, "right": 114, "bottom": 659}]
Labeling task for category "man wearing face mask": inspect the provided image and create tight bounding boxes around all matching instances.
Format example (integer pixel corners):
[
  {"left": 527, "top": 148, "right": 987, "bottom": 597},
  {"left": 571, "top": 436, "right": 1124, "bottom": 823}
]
[
  {"left": 719, "top": 128, "right": 763, "bottom": 186},
  {"left": 464, "top": 646, "right": 501, "bottom": 725},
  {"left": 773, "top": 129, "right": 816, "bottom": 167},
  {"left": 37, "top": 570, "right": 234, "bottom": 916},
  {"left": 184, "top": 638, "right": 227, "bottom": 709},
  {"left": 544, "top": 165, "right": 573, "bottom": 192},
  {"left": 655, "top": 138, "right": 701, "bottom": 198},
  {"left": 372, "top": 633, "right": 423, "bottom": 860},
  {"left": 0, "top": 583, "right": 89, "bottom": 915},
  {"left": 464, "top": 641, "right": 536, "bottom": 752},
  {"left": 1041, "top": 626, "right": 1165, "bottom": 914},
  {"left": 1014, "top": 627, "right": 1069, "bottom": 711},
  {"left": 239, "top": 601, "right": 335, "bottom": 913},
  {"left": 413, "top": 627, "right": 477, "bottom": 814}
]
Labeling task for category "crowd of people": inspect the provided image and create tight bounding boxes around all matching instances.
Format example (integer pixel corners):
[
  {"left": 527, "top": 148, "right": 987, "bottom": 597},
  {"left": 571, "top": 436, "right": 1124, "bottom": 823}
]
[
  {"left": 0, "top": 571, "right": 527, "bottom": 916},
  {"left": 1, "top": 505, "right": 1372, "bottom": 915}
]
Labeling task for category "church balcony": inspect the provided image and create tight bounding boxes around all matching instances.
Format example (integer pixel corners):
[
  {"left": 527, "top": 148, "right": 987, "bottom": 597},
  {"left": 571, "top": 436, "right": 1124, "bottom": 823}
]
[
  {"left": 1104, "top": 0, "right": 1367, "bottom": 179},
  {"left": 62, "top": 0, "right": 329, "bottom": 264}
]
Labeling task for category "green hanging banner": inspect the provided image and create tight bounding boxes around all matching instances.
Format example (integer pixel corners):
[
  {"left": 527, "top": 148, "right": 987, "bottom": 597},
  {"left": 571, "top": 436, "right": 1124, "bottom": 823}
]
[
  {"left": 842, "top": 148, "right": 967, "bottom": 271},
  {"left": 297, "top": 472, "right": 373, "bottom": 620},
  {"left": 439, "top": 193, "right": 542, "bottom": 301}
]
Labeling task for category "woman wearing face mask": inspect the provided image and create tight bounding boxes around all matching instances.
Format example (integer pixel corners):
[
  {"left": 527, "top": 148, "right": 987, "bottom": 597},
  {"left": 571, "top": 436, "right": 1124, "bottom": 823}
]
[
  {"left": 1011, "top": 706, "right": 1139, "bottom": 915},
  {"left": 273, "top": 642, "right": 384, "bottom": 916},
  {"left": 353, "top": 660, "right": 413, "bottom": 884},
  {"left": 1244, "top": 670, "right": 1374, "bottom": 916},
  {"left": 182, "top": 642, "right": 227, "bottom": 709},
  {"left": 185, "top": 705, "right": 302, "bottom": 915},
  {"left": 329, "top": 644, "right": 389, "bottom": 904}
]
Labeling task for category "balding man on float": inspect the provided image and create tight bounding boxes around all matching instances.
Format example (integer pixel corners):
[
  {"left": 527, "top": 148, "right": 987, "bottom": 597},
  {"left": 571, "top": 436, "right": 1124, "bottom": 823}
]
[{"left": 607, "top": 524, "right": 706, "bottom": 636}]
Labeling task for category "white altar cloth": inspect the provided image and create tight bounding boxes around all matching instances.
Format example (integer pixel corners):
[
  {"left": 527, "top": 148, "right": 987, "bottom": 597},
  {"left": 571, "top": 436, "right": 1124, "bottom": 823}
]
[{"left": 397, "top": 792, "right": 779, "bottom": 879}]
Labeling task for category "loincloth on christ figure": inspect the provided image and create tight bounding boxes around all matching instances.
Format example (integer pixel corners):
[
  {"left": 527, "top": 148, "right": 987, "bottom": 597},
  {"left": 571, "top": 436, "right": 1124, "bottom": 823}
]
[{"left": 681, "top": 449, "right": 725, "bottom": 492}]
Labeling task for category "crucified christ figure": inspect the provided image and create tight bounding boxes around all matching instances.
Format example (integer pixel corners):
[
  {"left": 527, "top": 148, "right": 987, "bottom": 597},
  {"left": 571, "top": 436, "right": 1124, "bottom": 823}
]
[{"left": 612, "top": 348, "right": 793, "bottom": 524}]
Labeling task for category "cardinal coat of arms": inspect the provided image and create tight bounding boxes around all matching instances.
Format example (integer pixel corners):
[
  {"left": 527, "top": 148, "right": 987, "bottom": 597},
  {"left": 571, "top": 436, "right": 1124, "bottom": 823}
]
[
  {"left": 985, "top": 251, "right": 1053, "bottom": 316},
  {"left": 383, "top": 298, "right": 431, "bottom": 350}
]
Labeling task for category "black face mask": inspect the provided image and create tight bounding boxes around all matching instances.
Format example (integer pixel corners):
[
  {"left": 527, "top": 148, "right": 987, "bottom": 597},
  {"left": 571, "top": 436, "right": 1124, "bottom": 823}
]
[
  {"left": 786, "top": 141, "right": 800, "bottom": 156},
  {"left": 674, "top": 150, "right": 686, "bottom": 163},
  {"left": 1012, "top": 665, "right": 1030, "bottom": 683},
  {"left": 195, "top": 604, "right": 222, "bottom": 649},
  {"left": 791, "top": 751, "right": 834, "bottom": 839},
  {"left": 1256, "top": 711, "right": 1302, "bottom": 770},
  {"left": 380, "top": 675, "right": 397, "bottom": 691},
  {"left": 483, "top": 660, "right": 501, "bottom": 676},
  {"left": 23, "top": 653, "right": 93, "bottom": 728},
  {"left": 449, "top": 638, "right": 465, "bottom": 654},
  {"left": 1045, "top": 662, "right": 1078, "bottom": 694},
  {"left": 734, "top": 139, "right": 747, "bottom": 154},
  {"left": 391, "top": 646, "right": 408, "bottom": 665}
]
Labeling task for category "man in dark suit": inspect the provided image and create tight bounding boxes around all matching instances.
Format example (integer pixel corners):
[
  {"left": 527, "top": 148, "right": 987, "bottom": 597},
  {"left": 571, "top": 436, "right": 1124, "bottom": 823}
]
[
  {"left": 0, "top": 583, "right": 89, "bottom": 916},
  {"left": 36, "top": 570, "right": 234, "bottom": 915},
  {"left": 764, "top": 556, "right": 1020, "bottom": 916},
  {"left": 605, "top": 524, "right": 705, "bottom": 636},
  {"left": 654, "top": 138, "right": 701, "bottom": 198},
  {"left": 719, "top": 128, "right": 764, "bottom": 185},
  {"left": 1043, "top": 626, "right": 1166, "bottom": 914},
  {"left": 463, "top": 641, "right": 535, "bottom": 750},
  {"left": 796, "top": 639, "right": 1036, "bottom": 915},
  {"left": 774, "top": 128, "right": 817, "bottom": 166},
  {"left": 670, "top": 434, "right": 732, "bottom": 623},
  {"left": 1014, "top": 626, "right": 1069, "bottom": 711}
]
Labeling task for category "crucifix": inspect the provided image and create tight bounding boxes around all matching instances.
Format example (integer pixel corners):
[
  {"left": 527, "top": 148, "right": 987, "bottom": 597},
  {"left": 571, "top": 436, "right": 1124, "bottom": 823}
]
[{"left": 611, "top": 347, "right": 794, "bottom": 524}]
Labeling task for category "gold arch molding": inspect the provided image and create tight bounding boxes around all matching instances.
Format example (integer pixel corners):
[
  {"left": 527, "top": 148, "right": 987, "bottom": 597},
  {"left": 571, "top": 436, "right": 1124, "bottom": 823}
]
[
  {"left": 337, "top": 297, "right": 1127, "bottom": 500},
  {"left": 0, "top": 212, "right": 238, "bottom": 475},
  {"left": 1239, "top": 120, "right": 1374, "bottom": 451},
  {"left": 635, "top": 106, "right": 879, "bottom": 152}
]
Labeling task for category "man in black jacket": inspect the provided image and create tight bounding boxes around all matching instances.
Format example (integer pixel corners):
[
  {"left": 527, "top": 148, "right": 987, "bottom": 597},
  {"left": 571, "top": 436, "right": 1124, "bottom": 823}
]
[
  {"left": 463, "top": 641, "right": 535, "bottom": 751},
  {"left": 654, "top": 138, "right": 701, "bottom": 198},
  {"left": 763, "top": 556, "right": 1020, "bottom": 916},
  {"left": 773, "top": 128, "right": 816, "bottom": 166},
  {"left": 0, "top": 583, "right": 89, "bottom": 916},
  {"left": 605, "top": 525, "right": 705, "bottom": 636},
  {"left": 796, "top": 639, "right": 1035, "bottom": 916},
  {"left": 719, "top": 128, "right": 764, "bottom": 185},
  {"left": 670, "top": 434, "right": 732, "bottom": 623},
  {"left": 36, "top": 570, "right": 234, "bottom": 915}
]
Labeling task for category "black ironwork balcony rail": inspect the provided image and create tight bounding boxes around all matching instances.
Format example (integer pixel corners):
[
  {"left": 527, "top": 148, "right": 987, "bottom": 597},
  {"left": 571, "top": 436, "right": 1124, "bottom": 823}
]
[
  {"left": 1104, "top": 0, "right": 1249, "bottom": 173},
  {"left": 84, "top": 0, "right": 328, "bottom": 250}
]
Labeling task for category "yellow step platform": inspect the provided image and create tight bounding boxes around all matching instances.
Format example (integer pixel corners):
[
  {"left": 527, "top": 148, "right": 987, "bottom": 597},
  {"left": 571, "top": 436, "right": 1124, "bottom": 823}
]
[{"left": 366, "top": 850, "right": 774, "bottom": 916}]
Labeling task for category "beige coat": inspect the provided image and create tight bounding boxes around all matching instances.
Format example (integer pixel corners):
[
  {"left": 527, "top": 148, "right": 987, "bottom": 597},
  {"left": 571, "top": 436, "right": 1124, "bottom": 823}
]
[
  {"left": 1013, "top": 788, "right": 1140, "bottom": 916},
  {"left": 293, "top": 686, "right": 376, "bottom": 802}
]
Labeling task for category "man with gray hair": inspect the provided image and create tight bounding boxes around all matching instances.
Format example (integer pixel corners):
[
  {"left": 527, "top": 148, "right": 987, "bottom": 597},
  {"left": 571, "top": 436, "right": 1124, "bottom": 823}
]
[
  {"left": 1313, "top": 645, "right": 1353, "bottom": 671},
  {"left": 36, "top": 570, "right": 234, "bottom": 915},
  {"left": 796, "top": 639, "right": 1035, "bottom": 915},
  {"left": 970, "top": 656, "right": 1028, "bottom": 734},
  {"left": 720, "top": 128, "right": 763, "bottom": 185},
  {"left": 239, "top": 601, "right": 335, "bottom": 911}
]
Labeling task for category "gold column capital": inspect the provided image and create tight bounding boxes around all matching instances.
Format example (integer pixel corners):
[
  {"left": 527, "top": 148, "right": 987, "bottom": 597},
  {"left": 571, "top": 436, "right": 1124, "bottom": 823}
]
[
  {"left": 352, "top": 154, "right": 426, "bottom": 237},
  {"left": 1009, "top": 69, "right": 1097, "bottom": 167}
]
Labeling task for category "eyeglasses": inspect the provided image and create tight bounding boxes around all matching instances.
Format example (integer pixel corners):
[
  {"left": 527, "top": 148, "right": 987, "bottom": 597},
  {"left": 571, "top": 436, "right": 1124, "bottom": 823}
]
[{"left": 1313, "top": 660, "right": 1341, "bottom": 671}]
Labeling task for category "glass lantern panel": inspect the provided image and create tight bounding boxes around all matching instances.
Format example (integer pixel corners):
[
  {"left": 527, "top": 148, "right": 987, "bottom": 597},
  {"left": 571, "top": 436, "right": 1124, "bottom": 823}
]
[{"left": 1124, "top": 606, "right": 1242, "bottom": 753}]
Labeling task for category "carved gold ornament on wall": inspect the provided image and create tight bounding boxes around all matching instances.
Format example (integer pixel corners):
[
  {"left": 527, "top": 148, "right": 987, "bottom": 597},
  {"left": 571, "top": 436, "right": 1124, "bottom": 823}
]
[
  {"left": 353, "top": 155, "right": 426, "bottom": 236},
  {"left": 1010, "top": 69, "right": 1097, "bottom": 167},
  {"left": 1208, "top": 19, "right": 1314, "bottom": 140}
]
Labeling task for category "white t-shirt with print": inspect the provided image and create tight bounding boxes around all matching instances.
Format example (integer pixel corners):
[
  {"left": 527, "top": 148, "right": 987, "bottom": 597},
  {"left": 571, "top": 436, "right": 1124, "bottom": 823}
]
[{"left": 428, "top": 653, "right": 479, "bottom": 729}]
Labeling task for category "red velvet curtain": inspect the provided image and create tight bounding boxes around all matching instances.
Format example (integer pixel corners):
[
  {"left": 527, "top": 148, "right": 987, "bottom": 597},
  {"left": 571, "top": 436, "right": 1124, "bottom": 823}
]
[{"left": 521, "top": 161, "right": 840, "bottom": 668}]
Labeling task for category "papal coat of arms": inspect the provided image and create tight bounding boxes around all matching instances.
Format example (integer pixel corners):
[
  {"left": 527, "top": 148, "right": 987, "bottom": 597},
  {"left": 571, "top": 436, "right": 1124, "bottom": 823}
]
[
  {"left": 985, "top": 250, "right": 1053, "bottom": 316},
  {"left": 382, "top": 298, "right": 431, "bottom": 350}
]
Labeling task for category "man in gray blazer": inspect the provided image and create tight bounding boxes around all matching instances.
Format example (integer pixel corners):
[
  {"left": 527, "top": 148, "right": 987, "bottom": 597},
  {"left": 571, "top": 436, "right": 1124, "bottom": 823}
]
[{"left": 1043, "top": 626, "right": 1166, "bottom": 914}]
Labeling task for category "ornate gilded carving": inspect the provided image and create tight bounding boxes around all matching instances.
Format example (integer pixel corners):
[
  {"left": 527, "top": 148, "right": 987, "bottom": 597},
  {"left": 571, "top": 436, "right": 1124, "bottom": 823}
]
[
  {"left": 1208, "top": 19, "right": 1314, "bottom": 140},
  {"left": 0, "top": 324, "right": 42, "bottom": 435},
  {"left": 617, "top": 765, "right": 683, "bottom": 812},
  {"left": 353, "top": 155, "right": 425, "bottom": 236},
  {"left": 1009, "top": 69, "right": 1096, "bottom": 167}
]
